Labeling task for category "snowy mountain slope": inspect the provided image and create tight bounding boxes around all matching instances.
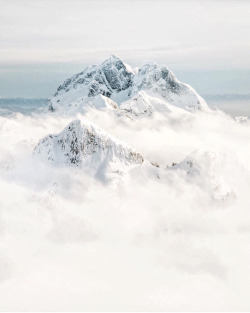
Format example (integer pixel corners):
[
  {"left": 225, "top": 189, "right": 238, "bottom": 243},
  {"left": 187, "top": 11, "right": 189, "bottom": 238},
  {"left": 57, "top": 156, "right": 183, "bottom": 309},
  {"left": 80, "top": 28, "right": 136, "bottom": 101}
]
[
  {"left": 33, "top": 119, "right": 144, "bottom": 182},
  {"left": 120, "top": 90, "right": 190, "bottom": 118},
  {"left": 48, "top": 55, "right": 208, "bottom": 113},
  {"left": 50, "top": 94, "right": 118, "bottom": 115},
  {"left": 171, "top": 150, "right": 237, "bottom": 201}
]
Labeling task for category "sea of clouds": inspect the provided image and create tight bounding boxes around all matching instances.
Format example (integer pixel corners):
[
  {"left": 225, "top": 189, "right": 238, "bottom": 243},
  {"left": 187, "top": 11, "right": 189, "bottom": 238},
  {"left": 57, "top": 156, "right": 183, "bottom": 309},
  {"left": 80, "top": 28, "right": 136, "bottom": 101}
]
[{"left": 0, "top": 106, "right": 250, "bottom": 311}]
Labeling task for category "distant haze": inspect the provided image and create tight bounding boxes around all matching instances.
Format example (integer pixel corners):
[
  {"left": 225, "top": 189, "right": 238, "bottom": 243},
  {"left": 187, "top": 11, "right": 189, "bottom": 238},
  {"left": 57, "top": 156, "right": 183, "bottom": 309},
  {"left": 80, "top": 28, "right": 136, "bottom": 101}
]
[{"left": 0, "top": 0, "right": 250, "bottom": 97}]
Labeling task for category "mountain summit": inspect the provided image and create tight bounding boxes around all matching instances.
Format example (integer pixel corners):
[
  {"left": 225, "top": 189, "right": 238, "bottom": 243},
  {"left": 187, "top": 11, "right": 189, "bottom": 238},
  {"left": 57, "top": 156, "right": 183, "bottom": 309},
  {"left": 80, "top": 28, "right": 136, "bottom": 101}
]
[
  {"left": 48, "top": 55, "right": 207, "bottom": 113},
  {"left": 34, "top": 119, "right": 144, "bottom": 181}
]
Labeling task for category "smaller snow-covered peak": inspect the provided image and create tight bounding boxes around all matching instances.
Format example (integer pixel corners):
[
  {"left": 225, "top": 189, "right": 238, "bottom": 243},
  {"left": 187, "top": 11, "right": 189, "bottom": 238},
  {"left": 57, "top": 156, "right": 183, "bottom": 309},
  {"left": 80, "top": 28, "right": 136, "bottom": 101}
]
[
  {"left": 101, "top": 54, "right": 134, "bottom": 74},
  {"left": 34, "top": 119, "right": 144, "bottom": 181},
  {"left": 132, "top": 63, "right": 207, "bottom": 112},
  {"left": 136, "top": 63, "right": 176, "bottom": 86},
  {"left": 139, "top": 63, "right": 171, "bottom": 76}
]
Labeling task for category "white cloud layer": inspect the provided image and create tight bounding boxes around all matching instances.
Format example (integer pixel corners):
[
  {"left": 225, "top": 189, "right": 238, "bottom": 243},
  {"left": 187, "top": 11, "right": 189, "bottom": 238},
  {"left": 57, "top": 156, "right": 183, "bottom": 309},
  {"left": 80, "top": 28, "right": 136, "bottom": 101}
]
[{"left": 0, "top": 105, "right": 250, "bottom": 310}]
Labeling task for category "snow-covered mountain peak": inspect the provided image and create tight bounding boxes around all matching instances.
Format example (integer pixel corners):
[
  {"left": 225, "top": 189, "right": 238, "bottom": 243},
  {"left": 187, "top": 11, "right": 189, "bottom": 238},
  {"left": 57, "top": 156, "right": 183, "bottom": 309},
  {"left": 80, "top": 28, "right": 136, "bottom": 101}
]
[
  {"left": 48, "top": 55, "right": 134, "bottom": 112},
  {"left": 138, "top": 62, "right": 171, "bottom": 76},
  {"left": 106, "top": 53, "right": 122, "bottom": 62},
  {"left": 131, "top": 63, "right": 206, "bottom": 111},
  {"left": 131, "top": 63, "right": 178, "bottom": 96},
  {"left": 34, "top": 119, "right": 144, "bottom": 180},
  {"left": 48, "top": 55, "right": 208, "bottom": 113},
  {"left": 101, "top": 54, "right": 129, "bottom": 70}
]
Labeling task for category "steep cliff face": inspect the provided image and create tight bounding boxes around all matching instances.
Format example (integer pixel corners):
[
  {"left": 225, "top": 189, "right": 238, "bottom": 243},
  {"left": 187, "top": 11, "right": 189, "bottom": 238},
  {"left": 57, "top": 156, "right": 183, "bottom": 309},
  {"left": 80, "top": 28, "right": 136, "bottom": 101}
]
[
  {"left": 48, "top": 55, "right": 208, "bottom": 113},
  {"left": 54, "top": 55, "right": 133, "bottom": 98},
  {"left": 48, "top": 55, "right": 134, "bottom": 112}
]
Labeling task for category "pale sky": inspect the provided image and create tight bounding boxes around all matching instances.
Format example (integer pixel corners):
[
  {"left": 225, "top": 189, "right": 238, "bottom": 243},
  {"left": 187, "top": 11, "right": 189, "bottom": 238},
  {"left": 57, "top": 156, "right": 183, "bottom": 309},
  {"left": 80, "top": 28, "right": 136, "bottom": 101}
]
[{"left": 0, "top": 0, "right": 250, "bottom": 97}]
